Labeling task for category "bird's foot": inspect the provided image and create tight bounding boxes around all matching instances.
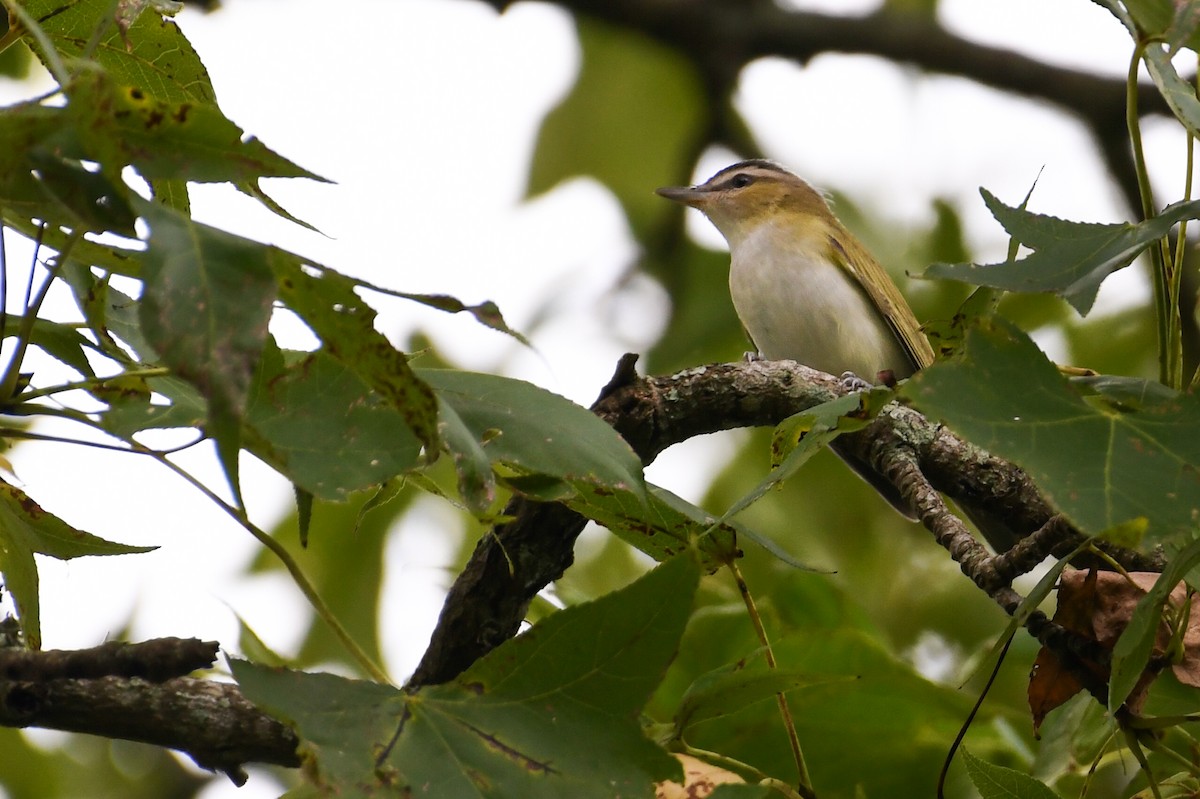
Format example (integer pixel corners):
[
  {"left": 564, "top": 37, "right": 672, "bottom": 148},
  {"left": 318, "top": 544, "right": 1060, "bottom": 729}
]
[
  {"left": 839, "top": 371, "right": 873, "bottom": 392},
  {"left": 743, "top": 351, "right": 764, "bottom": 363}
]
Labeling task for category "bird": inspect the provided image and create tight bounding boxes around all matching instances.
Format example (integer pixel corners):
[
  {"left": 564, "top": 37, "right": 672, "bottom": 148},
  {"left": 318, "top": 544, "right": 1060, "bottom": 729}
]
[{"left": 657, "top": 159, "right": 1019, "bottom": 552}]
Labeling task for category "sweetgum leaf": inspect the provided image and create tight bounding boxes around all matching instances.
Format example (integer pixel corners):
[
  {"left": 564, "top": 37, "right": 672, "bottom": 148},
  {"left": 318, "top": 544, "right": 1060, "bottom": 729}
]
[
  {"left": 961, "top": 747, "right": 1059, "bottom": 799},
  {"left": 927, "top": 191, "right": 1200, "bottom": 314},
  {"left": 562, "top": 483, "right": 740, "bottom": 570},
  {"left": 244, "top": 345, "right": 422, "bottom": 501},
  {"left": 140, "top": 200, "right": 276, "bottom": 505},
  {"left": 234, "top": 555, "right": 699, "bottom": 797},
  {"left": 22, "top": 0, "right": 216, "bottom": 103},
  {"left": 675, "top": 652, "right": 849, "bottom": 734},
  {"left": 67, "top": 65, "right": 326, "bottom": 185},
  {"left": 272, "top": 255, "right": 441, "bottom": 459},
  {"left": 0, "top": 479, "right": 154, "bottom": 649},
  {"left": 904, "top": 318, "right": 1200, "bottom": 544},
  {"left": 420, "top": 369, "right": 647, "bottom": 512},
  {"left": 1141, "top": 43, "right": 1200, "bottom": 137}
]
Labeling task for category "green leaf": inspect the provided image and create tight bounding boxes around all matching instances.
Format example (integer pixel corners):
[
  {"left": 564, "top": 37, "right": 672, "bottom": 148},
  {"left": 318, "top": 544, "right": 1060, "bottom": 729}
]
[
  {"left": 435, "top": 395, "right": 497, "bottom": 512},
  {"left": 67, "top": 64, "right": 326, "bottom": 185},
  {"left": 528, "top": 17, "right": 706, "bottom": 241},
  {"left": 1141, "top": 43, "right": 1200, "bottom": 138},
  {"left": 244, "top": 347, "right": 422, "bottom": 501},
  {"left": 2, "top": 315, "right": 98, "bottom": 379},
  {"left": 139, "top": 200, "right": 277, "bottom": 505},
  {"left": 26, "top": 148, "right": 136, "bottom": 235},
  {"left": 272, "top": 255, "right": 441, "bottom": 458},
  {"left": 904, "top": 318, "right": 1200, "bottom": 543},
  {"left": 57, "top": 273, "right": 149, "bottom": 364},
  {"left": 1125, "top": 0, "right": 1200, "bottom": 54},
  {"left": 563, "top": 483, "right": 740, "bottom": 570},
  {"left": 367, "top": 285, "right": 529, "bottom": 347},
  {"left": 234, "top": 178, "right": 323, "bottom": 234},
  {"left": 234, "top": 555, "right": 700, "bottom": 797},
  {"left": 1070, "top": 374, "right": 1182, "bottom": 410},
  {"left": 420, "top": 369, "right": 647, "bottom": 509},
  {"left": 22, "top": 0, "right": 216, "bottom": 104},
  {"left": 717, "top": 391, "right": 890, "bottom": 526},
  {"left": 0, "top": 103, "right": 87, "bottom": 223},
  {"left": 0, "top": 478, "right": 154, "bottom": 649},
  {"left": 674, "top": 651, "right": 850, "bottom": 734},
  {"left": 1109, "top": 538, "right": 1200, "bottom": 711},
  {"left": 96, "top": 374, "right": 207, "bottom": 436},
  {"left": 232, "top": 610, "right": 288, "bottom": 669},
  {"left": 960, "top": 747, "right": 1058, "bottom": 799},
  {"left": 926, "top": 190, "right": 1200, "bottom": 315}
]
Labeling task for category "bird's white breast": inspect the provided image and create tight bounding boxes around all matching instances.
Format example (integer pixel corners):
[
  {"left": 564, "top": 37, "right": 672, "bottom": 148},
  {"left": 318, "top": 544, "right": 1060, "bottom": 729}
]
[{"left": 728, "top": 221, "right": 911, "bottom": 378}]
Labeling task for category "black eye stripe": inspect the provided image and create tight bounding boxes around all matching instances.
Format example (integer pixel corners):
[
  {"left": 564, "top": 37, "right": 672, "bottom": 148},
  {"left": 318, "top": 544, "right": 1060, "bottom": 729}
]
[{"left": 711, "top": 172, "right": 759, "bottom": 190}]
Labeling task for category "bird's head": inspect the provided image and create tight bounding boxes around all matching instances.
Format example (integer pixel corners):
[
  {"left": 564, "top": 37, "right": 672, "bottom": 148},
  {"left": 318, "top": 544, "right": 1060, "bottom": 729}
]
[{"left": 656, "top": 160, "right": 834, "bottom": 246}]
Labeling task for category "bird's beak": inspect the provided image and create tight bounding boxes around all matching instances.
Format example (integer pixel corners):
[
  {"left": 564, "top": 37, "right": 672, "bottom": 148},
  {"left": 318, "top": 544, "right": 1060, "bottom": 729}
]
[{"left": 656, "top": 185, "right": 711, "bottom": 208}]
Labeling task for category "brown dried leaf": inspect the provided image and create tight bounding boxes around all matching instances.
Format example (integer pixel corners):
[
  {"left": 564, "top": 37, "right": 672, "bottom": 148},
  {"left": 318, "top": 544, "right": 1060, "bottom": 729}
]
[
  {"left": 1050, "top": 571, "right": 1200, "bottom": 711},
  {"left": 1028, "top": 647, "right": 1084, "bottom": 734}
]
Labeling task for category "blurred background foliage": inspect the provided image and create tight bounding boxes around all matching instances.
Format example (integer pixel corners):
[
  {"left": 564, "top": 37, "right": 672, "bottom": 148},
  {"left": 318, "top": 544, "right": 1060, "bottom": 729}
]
[{"left": 0, "top": 0, "right": 1182, "bottom": 797}]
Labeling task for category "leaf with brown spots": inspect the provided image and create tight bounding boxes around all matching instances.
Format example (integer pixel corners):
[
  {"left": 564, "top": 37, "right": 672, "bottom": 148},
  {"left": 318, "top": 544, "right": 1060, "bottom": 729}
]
[
  {"left": 271, "top": 254, "right": 441, "bottom": 460},
  {"left": 67, "top": 64, "right": 325, "bottom": 185},
  {"left": 139, "top": 200, "right": 276, "bottom": 506},
  {"left": 244, "top": 344, "right": 422, "bottom": 502}
]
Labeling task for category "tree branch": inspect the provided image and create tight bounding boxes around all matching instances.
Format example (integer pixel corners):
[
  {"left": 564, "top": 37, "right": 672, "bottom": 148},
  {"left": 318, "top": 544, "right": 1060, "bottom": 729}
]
[
  {"left": 0, "top": 359, "right": 1164, "bottom": 778},
  {"left": 0, "top": 640, "right": 300, "bottom": 784},
  {"left": 0, "top": 675, "right": 300, "bottom": 782},
  {"left": 409, "top": 356, "right": 1163, "bottom": 688}
]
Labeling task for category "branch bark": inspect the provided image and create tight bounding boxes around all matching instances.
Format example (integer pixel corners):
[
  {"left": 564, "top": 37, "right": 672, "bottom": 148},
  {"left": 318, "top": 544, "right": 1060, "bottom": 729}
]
[
  {"left": 409, "top": 357, "right": 1163, "bottom": 689},
  {"left": 0, "top": 639, "right": 300, "bottom": 784}
]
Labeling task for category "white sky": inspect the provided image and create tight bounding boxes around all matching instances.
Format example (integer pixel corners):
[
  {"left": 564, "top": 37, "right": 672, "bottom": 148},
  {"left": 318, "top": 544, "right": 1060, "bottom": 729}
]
[{"left": 0, "top": 0, "right": 1188, "bottom": 796}]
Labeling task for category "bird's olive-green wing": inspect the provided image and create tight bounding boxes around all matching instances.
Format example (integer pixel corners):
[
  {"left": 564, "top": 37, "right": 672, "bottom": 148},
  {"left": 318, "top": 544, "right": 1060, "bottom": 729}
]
[{"left": 829, "top": 228, "right": 935, "bottom": 371}]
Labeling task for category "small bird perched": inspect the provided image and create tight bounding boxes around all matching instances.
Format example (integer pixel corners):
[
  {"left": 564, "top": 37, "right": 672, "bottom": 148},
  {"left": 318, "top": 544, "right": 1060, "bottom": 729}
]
[{"left": 657, "top": 159, "right": 1018, "bottom": 551}]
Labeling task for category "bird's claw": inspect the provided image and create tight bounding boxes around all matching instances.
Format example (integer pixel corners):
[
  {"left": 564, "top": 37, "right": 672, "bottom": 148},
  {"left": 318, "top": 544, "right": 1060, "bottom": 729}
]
[{"left": 839, "top": 371, "right": 872, "bottom": 392}]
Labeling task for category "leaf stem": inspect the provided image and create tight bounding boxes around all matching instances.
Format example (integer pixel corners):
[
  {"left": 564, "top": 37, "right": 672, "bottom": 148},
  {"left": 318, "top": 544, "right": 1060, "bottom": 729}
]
[
  {"left": 678, "top": 745, "right": 772, "bottom": 785},
  {"left": 1125, "top": 730, "right": 1164, "bottom": 799},
  {"left": 0, "top": 227, "right": 72, "bottom": 404},
  {"left": 15, "top": 407, "right": 392, "bottom": 684},
  {"left": 728, "top": 560, "right": 814, "bottom": 799},
  {"left": 144, "top": 449, "right": 392, "bottom": 684},
  {"left": 1128, "top": 38, "right": 1182, "bottom": 388},
  {"left": 14, "top": 367, "right": 170, "bottom": 402}
]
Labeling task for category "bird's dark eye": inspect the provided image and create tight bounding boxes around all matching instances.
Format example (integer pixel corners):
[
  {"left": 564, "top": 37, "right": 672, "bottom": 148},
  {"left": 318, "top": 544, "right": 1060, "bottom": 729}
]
[{"left": 729, "top": 174, "right": 753, "bottom": 189}]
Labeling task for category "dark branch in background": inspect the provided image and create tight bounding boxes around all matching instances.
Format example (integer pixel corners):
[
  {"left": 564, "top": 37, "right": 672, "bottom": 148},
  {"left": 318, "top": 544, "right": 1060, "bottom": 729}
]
[
  {"left": 480, "top": 0, "right": 1197, "bottom": 354},
  {"left": 478, "top": 0, "right": 1165, "bottom": 211},
  {"left": 409, "top": 356, "right": 1163, "bottom": 689}
]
